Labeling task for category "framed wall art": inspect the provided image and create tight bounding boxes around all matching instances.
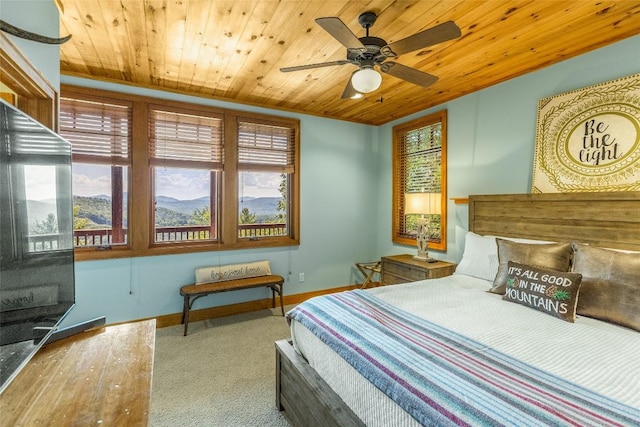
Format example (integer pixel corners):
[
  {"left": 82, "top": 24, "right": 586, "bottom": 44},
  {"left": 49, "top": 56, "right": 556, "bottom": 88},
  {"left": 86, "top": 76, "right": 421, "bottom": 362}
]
[{"left": 532, "top": 73, "right": 640, "bottom": 193}]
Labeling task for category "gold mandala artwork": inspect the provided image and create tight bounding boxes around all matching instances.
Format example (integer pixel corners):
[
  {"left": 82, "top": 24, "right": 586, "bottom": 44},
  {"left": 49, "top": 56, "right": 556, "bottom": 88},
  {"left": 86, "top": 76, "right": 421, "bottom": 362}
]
[{"left": 533, "top": 73, "right": 640, "bottom": 193}]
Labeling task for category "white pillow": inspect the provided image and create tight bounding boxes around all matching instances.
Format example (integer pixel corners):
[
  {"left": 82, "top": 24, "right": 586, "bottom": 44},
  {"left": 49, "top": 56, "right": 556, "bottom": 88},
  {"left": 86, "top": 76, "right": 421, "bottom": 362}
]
[
  {"left": 454, "top": 232, "right": 554, "bottom": 282},
  {"left": 454, "top": 232, "right": 500, "bottom": 281}
]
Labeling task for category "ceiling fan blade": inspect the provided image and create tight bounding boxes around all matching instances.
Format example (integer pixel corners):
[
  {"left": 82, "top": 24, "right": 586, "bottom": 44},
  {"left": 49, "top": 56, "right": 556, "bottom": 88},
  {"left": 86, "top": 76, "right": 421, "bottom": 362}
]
[
  {"left": 380, "top": 62, "right": 438, "bottom": 88},
  {"left": 341, "top": 75, "right": 360, "bottom": 99},
  {"left": 315, "top": 17, "right": 366, "bottom": 52},
  {"left": 280, "top": 60, "right": 350, "bottom": 72},
  {"left": 381, "top": 21, "right": 461, "bottom": 57}
]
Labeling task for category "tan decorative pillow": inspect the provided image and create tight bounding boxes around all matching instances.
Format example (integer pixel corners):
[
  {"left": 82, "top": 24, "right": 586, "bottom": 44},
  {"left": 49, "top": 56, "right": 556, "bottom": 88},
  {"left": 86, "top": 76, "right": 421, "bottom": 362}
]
[
  {"left": 572, "top": 243, "right": 640, "bottom": 331},
  {"left": 489, "top": 239, "right": 573, "bottom": 294},
  {"left": 503, "top": 261, "right": 583, "bottom": 322},
  {"left": 195, "top": 260, "right": 271, "bottom": 284}
]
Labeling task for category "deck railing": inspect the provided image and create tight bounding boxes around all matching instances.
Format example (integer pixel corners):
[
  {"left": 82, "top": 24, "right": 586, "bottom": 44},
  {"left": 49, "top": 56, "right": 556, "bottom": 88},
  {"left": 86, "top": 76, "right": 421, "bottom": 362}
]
[
  {"left": 73, "top": 229, "right": 119, "bottom": 247},
  {"left": 27, "top": 233, "right": 62, "bottom": 252},
  {"left": 154, "top": 226, "right": 211, "bottom": 242},
  {"left": 238, "top": 223, "right": 287, "bottom": 238},
  {"left": 28, "top": 223, "right": 287, "bottom": 251}
]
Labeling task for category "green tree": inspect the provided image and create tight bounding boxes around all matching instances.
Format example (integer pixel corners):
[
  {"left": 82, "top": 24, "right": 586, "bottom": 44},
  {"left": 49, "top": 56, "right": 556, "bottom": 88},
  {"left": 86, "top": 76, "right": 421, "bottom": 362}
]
[
  {"left": 263, "top": 173, "right": 288, "bottom": 226},
  {"left": 275, "top": 173, "right": 287, "bottom": 221},
  {"left": 34, "top": 213, "right": 58, "bottom": 234},
  {"left": 73, "top": 205, "right": 89, "bottom": 230},
  {"left": 191, "top": 206, "right": 210, "bottom": 225},
  {"left": 239, "top": 207, "right": 256, "bottom": 224},
  {"left": 155, "top": 207, "right": 189, "bottom": 226}
]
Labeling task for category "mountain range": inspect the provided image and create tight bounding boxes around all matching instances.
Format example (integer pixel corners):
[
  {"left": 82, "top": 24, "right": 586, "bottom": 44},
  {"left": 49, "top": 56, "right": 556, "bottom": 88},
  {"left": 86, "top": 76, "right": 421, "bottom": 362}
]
[
  {"left": 26, "top": 195, "right": 282, "bottom": 231},
  {"left": 155, "top": 195, "right": 281, "bottom": 216}
]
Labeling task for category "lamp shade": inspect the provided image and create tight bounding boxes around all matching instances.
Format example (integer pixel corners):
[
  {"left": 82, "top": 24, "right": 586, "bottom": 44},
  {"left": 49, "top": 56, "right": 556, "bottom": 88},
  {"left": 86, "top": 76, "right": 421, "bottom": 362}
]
[
  {"left": 404, "top": 192, "right": 441, "bottom": 215},
  {"left": 351, "top": 68, "right": 382, "bottom": 93}
]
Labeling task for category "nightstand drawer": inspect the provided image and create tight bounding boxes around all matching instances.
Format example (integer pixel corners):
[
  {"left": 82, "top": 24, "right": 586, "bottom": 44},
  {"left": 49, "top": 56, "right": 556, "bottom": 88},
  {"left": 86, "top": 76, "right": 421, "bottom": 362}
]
[
  {"left": 427, "top": 265, "right": 457, "bottom": 279},
  {"left": 384, "top": 261, "right": 428, "bottom": 282},
  {"left": 381, "top": 272, "right": 413, "bottom": 286},
  {"left": 380, "top": 255, "right": 456, "bottom": 285}
]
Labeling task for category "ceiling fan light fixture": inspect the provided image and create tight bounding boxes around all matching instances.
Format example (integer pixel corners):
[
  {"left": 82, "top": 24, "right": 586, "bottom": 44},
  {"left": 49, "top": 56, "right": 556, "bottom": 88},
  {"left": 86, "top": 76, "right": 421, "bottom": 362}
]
[{"left": 351, "top": 68, "right": 382, "bottom": 93}]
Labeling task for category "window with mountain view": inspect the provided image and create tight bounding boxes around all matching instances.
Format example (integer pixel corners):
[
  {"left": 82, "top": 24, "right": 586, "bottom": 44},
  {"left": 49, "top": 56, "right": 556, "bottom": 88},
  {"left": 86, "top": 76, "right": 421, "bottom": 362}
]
[
  {"left": 59, "top": 96, "right": 131, "bottom": 249},
  {"left": 392, "top": 110, "right": 447, "bottom": 251},
  {"left": 62, "top": 85, "right": 300, "bottom": 260},
  {"left": 237, "top": 120, "right": 295, "bottom": 240},
  {"left": 149, "top": 107, "right": 222, "bottom": 244}
]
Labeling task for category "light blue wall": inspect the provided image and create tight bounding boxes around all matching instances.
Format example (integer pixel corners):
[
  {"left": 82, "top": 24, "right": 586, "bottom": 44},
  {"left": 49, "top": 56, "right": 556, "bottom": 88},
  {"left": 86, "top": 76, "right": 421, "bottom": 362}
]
[
  {"left": 375, "top": 34, "right": 640, "bottom": 264},
  {"left": 0, "top": 0, "right": 60, "bottom": 90},
  {"left": 60, "top": 78, "right": 379, "bottom": 326}
]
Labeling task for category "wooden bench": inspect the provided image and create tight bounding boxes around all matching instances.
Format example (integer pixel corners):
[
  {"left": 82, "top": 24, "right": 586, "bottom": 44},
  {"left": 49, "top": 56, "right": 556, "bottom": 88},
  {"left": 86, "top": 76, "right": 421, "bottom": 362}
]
[{"left": 179, "top": 274, "right": 285, "bottom": 336}]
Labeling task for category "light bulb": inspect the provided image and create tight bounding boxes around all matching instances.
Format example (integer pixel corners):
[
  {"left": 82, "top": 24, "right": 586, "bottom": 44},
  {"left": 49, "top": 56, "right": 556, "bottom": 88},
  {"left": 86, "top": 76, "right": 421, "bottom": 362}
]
[{"left": 351, "top": 68, "right": 382, "bottom": 93}]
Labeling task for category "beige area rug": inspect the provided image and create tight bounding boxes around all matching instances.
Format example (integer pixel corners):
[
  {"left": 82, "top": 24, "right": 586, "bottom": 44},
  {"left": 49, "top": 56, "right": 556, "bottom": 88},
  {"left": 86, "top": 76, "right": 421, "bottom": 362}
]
[{"left": 150, "top": 307, "right": 294, "bottom": 426}]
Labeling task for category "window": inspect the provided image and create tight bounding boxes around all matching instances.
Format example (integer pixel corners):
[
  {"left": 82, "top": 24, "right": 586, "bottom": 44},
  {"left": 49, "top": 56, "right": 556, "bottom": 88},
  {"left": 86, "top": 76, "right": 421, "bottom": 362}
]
[
  {"left": 62, "top": 85, "right": 300, "bottom": 261},
  {"left": 59, "top": 96, "right": 131, "bottom": 249},
  {"left": 237, "top": 119, "right": 296, "bottom": 240},
  {"left": 149, "top": 107, "right": 223, "bottom": 244},
  {"left": 392, "top": 110, "right": 447, "bottom": 251}
]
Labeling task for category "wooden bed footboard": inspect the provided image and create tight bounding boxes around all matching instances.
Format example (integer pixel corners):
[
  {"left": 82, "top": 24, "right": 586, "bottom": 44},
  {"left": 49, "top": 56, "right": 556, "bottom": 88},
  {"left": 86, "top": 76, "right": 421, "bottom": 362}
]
[{"left": 275, "top": 339, "right": 365, "bottom": 427}]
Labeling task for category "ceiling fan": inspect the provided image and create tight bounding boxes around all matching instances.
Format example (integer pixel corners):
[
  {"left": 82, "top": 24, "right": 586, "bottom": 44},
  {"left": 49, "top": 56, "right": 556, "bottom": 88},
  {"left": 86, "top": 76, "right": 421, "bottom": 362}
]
[{"left": 280, "top": 11, "right": 461, "bottom": 99}]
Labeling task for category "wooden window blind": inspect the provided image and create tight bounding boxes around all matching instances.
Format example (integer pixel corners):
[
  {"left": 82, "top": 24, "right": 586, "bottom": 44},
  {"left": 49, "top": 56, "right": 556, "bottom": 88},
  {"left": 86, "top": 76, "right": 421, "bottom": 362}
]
[
  {"left": 399, "top": 124, "right": 442, "bottom": 194},
  {"left": 59, "top": 97, "right": 132, "bottom": 165},
  {"left": 392, "top": 110, "right": 447, "bottom": 251},
  {"left": 237, "top": 120, "right": 295, "bottom": 172},
  {"left": 149, "top": 108, "right": 223, "bottom": 170}
]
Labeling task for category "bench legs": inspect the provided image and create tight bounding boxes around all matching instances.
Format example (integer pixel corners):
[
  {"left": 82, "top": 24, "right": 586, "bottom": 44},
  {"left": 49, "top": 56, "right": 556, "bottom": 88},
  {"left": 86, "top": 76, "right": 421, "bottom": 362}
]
[
  {"left": 181, "top": 281, "right": 285, "bottom": 336},
  {"left": 182, "top": 296, "right": 190, "bottom": 337},
  {"left": 181, "top": 294, "right": 210, "bottom": 336},
  {"left": 182, "top": 294, "right": 201, "bottom": 337},
  {"left": 269, "top": 282, "right": 285, "bottom": 316}
]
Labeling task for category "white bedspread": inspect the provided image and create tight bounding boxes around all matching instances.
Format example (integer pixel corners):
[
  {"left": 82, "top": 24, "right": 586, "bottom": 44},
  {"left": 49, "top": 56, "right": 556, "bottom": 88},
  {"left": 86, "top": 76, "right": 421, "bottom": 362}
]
[{"left": 290, "top": 274, "right": 640, "bottom": 426}]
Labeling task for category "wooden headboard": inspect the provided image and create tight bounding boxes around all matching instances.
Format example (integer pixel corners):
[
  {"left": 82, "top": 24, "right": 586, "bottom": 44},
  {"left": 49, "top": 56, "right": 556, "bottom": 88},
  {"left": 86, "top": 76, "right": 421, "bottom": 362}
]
[{"left": 468, "top": 192, "right": 640, "bottom": 251}]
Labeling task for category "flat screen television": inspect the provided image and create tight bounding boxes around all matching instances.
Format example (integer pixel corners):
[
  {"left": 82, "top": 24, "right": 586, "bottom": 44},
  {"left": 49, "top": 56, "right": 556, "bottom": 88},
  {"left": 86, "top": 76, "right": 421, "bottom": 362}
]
[{"left": 0, "top": 100, "right": 75, "bottom": 393}]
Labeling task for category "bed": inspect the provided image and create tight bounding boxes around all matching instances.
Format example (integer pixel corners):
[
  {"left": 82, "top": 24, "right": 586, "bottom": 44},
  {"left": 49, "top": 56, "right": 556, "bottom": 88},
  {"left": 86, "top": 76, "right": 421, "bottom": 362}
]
[{"left": 275, "top": 192, "right": 640, "bottom": 427}]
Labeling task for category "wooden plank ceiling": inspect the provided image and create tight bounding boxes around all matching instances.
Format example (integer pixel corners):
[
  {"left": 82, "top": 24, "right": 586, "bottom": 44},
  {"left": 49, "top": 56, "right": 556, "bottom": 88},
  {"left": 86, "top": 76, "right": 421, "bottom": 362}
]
[{"left": 57, "top": 1, "right": 640, "bottom": 126}]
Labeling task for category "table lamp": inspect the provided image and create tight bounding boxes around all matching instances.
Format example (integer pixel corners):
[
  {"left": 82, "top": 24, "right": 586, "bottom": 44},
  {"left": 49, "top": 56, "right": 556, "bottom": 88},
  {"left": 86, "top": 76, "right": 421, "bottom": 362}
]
[{"left": 404, "top": 192, "right": 441, "bottom": 261}]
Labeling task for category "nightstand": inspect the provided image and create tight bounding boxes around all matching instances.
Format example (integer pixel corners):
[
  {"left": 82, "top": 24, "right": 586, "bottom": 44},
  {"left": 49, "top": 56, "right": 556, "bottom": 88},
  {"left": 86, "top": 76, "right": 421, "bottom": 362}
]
[{"left": 381, "top": 254, "right": 456, "bottom": 285}]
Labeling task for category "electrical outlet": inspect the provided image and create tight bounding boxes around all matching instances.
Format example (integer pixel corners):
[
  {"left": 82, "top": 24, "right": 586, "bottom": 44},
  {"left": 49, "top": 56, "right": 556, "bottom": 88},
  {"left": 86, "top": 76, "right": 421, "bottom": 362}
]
[{"left": 298, "top": 273, "right": 305, "bottom": 282}]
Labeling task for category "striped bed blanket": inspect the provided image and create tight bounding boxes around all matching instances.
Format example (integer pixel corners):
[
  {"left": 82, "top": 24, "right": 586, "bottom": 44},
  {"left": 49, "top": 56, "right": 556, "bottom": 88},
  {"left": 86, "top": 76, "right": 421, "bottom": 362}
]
[{"left": 287, "top": 290, "right": 640, "bottom": 427}]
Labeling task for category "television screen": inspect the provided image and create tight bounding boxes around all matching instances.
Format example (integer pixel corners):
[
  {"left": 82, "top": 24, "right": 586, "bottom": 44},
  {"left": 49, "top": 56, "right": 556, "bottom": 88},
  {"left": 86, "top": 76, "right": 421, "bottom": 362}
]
[{"left": 0, "top": 100, "right": 75, "bottom": 393}]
